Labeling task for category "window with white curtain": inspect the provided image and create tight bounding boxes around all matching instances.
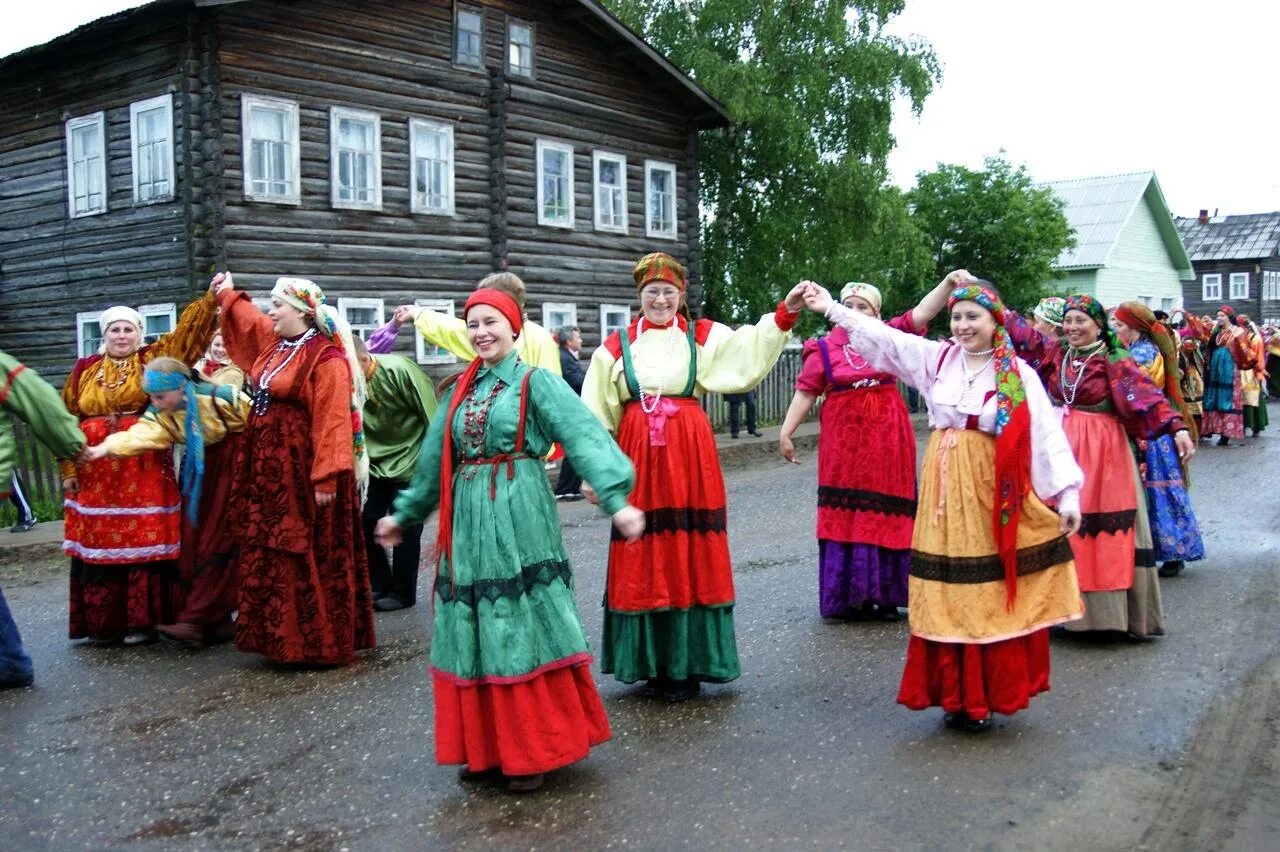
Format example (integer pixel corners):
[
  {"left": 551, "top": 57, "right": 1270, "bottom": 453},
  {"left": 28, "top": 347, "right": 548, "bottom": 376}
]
[
  {"left": 593, "top": 151, "right": 627, "bottom": 233},
  {"left": 330, "top": 107, "right": 382, "bottom": 210},
  {"left": 242, "top": 95, "right": 300, "bottom": 203},
  {"left": 130, "top": 95, "right": 173, "bottom": 203},
  {"left": 537, "top": 139, "right": 574, "bottom": 228},
  {"left": 1202, "top": 273, "right": 1222, "bottom": 301},
  {"left": 645, "top": 159, "right": 677, "bottom": 239},
  {"left": 410, "top": 119, "right": 455, "bottom": 215},
  {"left": 1229, "top": 272, "right": 1249, "bottom": 300},
  {"left": 66, "top": 112, "right": 107, "bottom": 217},
  {"left": 507, "top": 19, "right": 534, "bottom": 77}
]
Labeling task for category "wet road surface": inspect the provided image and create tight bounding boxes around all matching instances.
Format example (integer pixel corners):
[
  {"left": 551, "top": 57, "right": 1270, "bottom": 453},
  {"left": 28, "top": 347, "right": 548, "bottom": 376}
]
[{"left": 1, "top": 418, "right": 1277, "bottom": 850}]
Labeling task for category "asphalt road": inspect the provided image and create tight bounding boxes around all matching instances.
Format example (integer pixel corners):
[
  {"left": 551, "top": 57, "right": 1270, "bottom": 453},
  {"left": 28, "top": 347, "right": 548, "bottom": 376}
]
[{"left": 1, "top": 415, "right": 1277, "bottom": 851}]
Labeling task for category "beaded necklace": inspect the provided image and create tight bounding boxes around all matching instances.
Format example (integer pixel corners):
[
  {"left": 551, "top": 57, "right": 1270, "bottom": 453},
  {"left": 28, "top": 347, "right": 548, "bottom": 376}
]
[
  {"left": 251, "top": 328, "right": 318, "bottom": 415},
  {"left": 95, "top": 356, "right": 136, "bottom": 391},
  {"left": 634, "top": 316, "right": 680, "bottom": 414},
  {"left": 1059, "top": 339, "right": 1105, "bottom": 407},
  {"left": 959, "top": 348, "right": 996, "bottom": 405},
  {"left": 457, "top": 378, "right": 506, "bottom": 478}
]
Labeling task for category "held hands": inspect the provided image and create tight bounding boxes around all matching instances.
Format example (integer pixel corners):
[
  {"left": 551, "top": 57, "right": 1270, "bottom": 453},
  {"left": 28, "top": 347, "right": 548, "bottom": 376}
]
[
  {"left": 315, "top": 489, "right": 334, "bottom": 508},
  {"left": 62, "top": 476, "right": 80, "bottom": 494},
  {"left": 1058, "top": 507, "right": 1082, "bottom": 536},
  {"left": 210, "top": 271, "right": 236, "bottom": 296},
  {"left": 82, "top": 444, "right": 110, "bottom": 463},
  {"left": 374, "top": 516, "right": 403, "bottom": 548},
  {"left": 779, "top": 434, "right": 800, "bottom": 464},
  {"left": 580, "top": 482, "right": 598, "bottom": 506},
  {"left": 1174, "top": 429, "right": 1196, "bottom": 462},
  {"left": 797, "top": 280, "right": 834, "bottom": 315},
  {"left": 611, "top": 505, "right": 646, "bottom": 542},
  {"left": 940, "top": 268, "right": 978, "bottom": 290},
  {"left": 393, "top": 305, "right": 421, "bottom": 325},
  {"left": 782, "top": 282, "right": 810, "bottom": 313}
]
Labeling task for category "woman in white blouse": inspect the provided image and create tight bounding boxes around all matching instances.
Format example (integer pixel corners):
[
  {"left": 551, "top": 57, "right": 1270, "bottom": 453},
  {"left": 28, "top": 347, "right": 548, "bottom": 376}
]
[{"left": 801, "top": 277, "right": 1084, "bottom": 733}]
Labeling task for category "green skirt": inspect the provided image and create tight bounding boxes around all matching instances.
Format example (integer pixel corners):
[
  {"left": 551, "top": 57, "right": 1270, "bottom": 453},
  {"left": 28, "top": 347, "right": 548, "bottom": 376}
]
[{"left": 600, "top": 605, "right": 741, "bottom": 684}]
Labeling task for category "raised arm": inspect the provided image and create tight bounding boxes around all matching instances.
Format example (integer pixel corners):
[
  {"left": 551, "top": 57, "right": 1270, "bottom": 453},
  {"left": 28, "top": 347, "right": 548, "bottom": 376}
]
[
  {"left": 413, "top": 308, "right": 477, "bottom": 362},
  {"left": 214, "top": 273, "right": 278, "bottom": 367},
  {"left": 364, "top": 320, "right": 403, "bottom": 355},
  {"left": 145, "top": 290, "right": 219, "bottom": 366},
  {"left": 696, "top": 286, "right": 805, "bottom": 393},
  {"left": 910, "top": 269, "right": 975, "bottom": 331}
]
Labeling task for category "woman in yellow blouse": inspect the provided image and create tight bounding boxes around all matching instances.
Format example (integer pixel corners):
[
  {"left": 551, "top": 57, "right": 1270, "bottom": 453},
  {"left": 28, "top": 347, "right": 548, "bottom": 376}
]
[
  {"left": 62, "top": 291, "right": 218, "bottom": 646},
  {"left": 582, "top": 252, "right": 807, "bottom": 701}
]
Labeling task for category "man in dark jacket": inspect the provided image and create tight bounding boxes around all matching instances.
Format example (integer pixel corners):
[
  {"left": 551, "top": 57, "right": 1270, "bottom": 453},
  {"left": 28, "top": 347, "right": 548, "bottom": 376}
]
[{"left": 554, "top": 327, "right": 585, "bottom": 499}]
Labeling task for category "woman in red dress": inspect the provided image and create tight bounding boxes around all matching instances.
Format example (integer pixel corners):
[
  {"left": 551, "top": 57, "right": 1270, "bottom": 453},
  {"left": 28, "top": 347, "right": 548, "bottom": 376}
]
[{"left": 213, "top": 272, "right": 374, "bottom": 666}]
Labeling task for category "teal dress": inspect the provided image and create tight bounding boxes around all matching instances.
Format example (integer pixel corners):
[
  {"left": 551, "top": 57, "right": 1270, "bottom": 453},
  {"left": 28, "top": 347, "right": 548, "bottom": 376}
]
[{"left": 393, "top": 351, "right": 634, "bottom": 775}]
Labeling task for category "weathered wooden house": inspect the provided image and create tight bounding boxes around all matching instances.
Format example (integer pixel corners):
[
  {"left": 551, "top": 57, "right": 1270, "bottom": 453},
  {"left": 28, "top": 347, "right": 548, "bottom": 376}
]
[
  {"left": 0, "top": 0, "right": 730, "bottom": 381},
  {"left": 1173, "top": 211, "right": 1280, "bottom": 322},
  {"left": 1041, "top": 172, "right": 1193, "bottom": 310}
]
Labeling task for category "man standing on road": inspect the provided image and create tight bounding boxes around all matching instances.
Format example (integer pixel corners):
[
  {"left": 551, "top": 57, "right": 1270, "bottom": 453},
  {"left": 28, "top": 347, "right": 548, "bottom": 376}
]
[
  {"left": 0, "top": 348, "right": 87, "bottom": 688},
  {"left": 353, "top": 337, "right": 437, "bottom": 612},
  {"left": 554, "top": 326, "right": 586, "bottom": 500}
]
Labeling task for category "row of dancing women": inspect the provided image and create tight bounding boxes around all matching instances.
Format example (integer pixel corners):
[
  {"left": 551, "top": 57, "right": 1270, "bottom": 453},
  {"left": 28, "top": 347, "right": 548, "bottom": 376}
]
[{"left": 3, "top": 255, "right": 1212, "bottom": 795}]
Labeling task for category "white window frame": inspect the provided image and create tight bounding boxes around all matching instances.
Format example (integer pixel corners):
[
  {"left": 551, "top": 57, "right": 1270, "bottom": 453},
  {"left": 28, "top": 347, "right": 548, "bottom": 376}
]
[
  {"left": 329, "top": 107, "right": 382, "bottom": 211},
  {"left": 1202, "top": 273, "right": 1222, "bottom": 302},
  {"left": 644, "top": 159, "right": 678, "bottom": 240},
  {"left": 138, "top": 303, "right": 177, "bottom": 344},
  {"left": 541, "top": 302, "right": 578, "bottom": 334},
  {"left": 129, "top": 95, "right": 174, "bottom": 204},
  {"left": 337, "top": 297, "right": 385, "bottom": 341},
  {"left": 409, "top": 118, "right": 455, "bottom": 216},
  {"left": 241, "top": 94, "right": 301, "bottom": 205},
  {"left": 1160, "top": 297, "right": 1175, "bottom": 313},
  {"left": 1229, "top": 272, "right": 1249, "bottom": 300},
  {"left": 507, "top": 18, "right": 535, "bottom": 78},
  {"left": 76, "top": 311, "right": 104, "bottom": 358},
  {"left": 599, "top": 303, "right": 631, "bottom": 341},
  {"left": 65, "top": 112, "right": 108, "bottom": 218},
  {"left": 536, "top": 139, "right": 575, "bottom": 229},
  {"left": 414, "top": 298, "right": 458, "bottom": 365},
  {"left": 454, "top": 4, "right": 485, "bottom": 69},
  {"left": 593, "top": 150, "right": 628, "bottom": 234}
]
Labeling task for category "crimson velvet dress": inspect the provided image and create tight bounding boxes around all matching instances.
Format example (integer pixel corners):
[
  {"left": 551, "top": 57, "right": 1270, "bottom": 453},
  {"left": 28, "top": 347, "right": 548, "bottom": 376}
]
[
  {"left": 217, "top": 290, "right": 375, "bottom": 665},
  {"left": 794, "top": 312, "right": 922, "bottom": 618}
]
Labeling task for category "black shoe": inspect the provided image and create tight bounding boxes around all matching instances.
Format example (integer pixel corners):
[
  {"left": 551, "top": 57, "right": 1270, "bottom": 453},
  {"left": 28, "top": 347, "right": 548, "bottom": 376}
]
[
  {"left": 663, "top": 679, "right": 701, "bottom": 703},
  {"left": 1217, "top": 435, "right": 1229, "bottom": 446},
  {"left": 555, "top": 492, "right": 584, "bottom": 502},
  {"left": 1158, "top": 561, "right": 1184, "bottom": 578},
  {"left": 373, "top": 596, "right": 409, "bottom": 612},
  {"left": 9, "top": 518, "right": 37, "bottom": 533},
  {"left": 0, "top": 671, "right": 34, "bottom": 689},
  {"left": 730, "top": 434, "right": 740, "bottom": 439},
  {"left": 748, "top": 430, "right": 764, "bottom": 437},
  {"left": 961, "top": 714, "right": 993, "bottom": 733}
]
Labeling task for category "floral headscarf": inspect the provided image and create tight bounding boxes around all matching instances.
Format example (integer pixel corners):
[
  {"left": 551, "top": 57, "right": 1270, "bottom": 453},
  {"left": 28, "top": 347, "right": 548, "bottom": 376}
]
[
  {"left": 1032, "top": 297, "right": 1065, "bottom": 328},
  {"left": 1063, "top": 294, "right": 1128, "bottom": 362},
  {"left": 839, "top": 282, "right": 883, "bottom": 316},
  {"left": 270, "top": 277, "right": 369, "bottom": 501},
  {"left": 1115, "top": 301, "right": 1198, "bottom": 453},
  {"left": 948, "top": 283, "right": 1029, "bottom": 609}
]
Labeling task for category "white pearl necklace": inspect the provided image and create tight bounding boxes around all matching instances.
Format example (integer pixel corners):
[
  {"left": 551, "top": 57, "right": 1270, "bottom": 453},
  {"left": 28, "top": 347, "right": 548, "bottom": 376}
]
[
  {"left": 959, "top": 348, "right": 995, "bottom": 404},
  {"left": 1059, "top": 340, "right": 1104, "bottom": 407},
  {"left": 634, "top": 316, "right": 680, "bottom": 412},
  {"left": 252, "top": 328, "right": 318, "bottom": 415}
]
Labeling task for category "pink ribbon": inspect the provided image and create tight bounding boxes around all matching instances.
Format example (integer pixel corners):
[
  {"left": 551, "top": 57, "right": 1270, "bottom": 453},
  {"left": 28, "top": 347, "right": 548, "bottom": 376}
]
[{"left": 646, "top": 397, "right": 680, "bottom": 447}]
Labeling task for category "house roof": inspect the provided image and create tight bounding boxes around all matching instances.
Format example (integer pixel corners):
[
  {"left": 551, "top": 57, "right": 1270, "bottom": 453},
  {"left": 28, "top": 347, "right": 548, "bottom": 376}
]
[
  {"left": 1173, "top": 212, "right": 1280, "bottom": 262},
  {"left": 1042, "top": 171, "right": 1193, "bottom": 280},
  {"left": 0, "top": 0, "right": 730, "bottom": 127}
]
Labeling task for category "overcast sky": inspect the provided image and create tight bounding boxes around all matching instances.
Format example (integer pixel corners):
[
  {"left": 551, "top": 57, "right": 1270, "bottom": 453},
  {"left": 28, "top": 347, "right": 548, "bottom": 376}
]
[{"left": 5, "top": 0, "right": 1276, "bottom": 217}]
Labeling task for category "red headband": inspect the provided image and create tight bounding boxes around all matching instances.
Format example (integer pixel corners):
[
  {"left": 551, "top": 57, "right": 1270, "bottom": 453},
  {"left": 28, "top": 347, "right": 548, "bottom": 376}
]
[{"left": 465, "top": 289, "right": 523, "bottom": 336}]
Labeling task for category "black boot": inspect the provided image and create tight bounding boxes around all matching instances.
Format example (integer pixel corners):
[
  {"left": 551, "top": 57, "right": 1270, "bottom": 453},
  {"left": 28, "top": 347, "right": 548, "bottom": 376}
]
[
  {"left": 1217, "top": 435, "right": 1229, "bottom": 447},
  {"left": 1158, "top": 560, "right": 1184, "bottom": 578}
]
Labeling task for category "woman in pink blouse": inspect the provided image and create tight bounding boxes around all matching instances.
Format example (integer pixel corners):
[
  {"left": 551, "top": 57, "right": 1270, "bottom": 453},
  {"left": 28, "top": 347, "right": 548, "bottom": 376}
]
[
  {"left": 801, "top": 279, "right": 1084, "bottom": 733},
  {"left": 778, "top": 274, "right": 957, "bottom": 621}
]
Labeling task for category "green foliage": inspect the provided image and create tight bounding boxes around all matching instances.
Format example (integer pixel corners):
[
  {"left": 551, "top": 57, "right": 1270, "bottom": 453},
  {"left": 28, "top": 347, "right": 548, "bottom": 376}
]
[
  {"left": 605, "top": 0, "right": 940, "bottom": 322},
  {"left": 907, "top": 154, "right": 1076, "bottom": 312}
]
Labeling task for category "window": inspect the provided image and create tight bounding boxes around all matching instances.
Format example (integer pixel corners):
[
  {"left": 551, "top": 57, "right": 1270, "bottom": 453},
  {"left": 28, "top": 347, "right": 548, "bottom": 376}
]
[
  {"left": 600, "top": 303, "right": 631, "bottom": 341},
  {"left": 252, "top": 297, "right": 273, "bottom": 313},
  {"left": 593, "top": 151, "right": 627, "bottom": 233},
  {"left": 330, "top": 107, "right": 382, "bottom": 210},
  {"left": 410, "top": 119, "right": 455, "bottom": 215},
  {"left": 1160, "top": 297, "right": 1175, "bottom": 313},
  {"left": 645, "top": 160, "right": 677, "bottom": 239},
  {"left": 541, "top": 302, "right": 578, "bottom": 334},
  {"left": 337, "top": 297, "right": 385, "bottom": 341},
  {"left": 507, "top": 19, "right": 534, "bottom": 77},
  {"left": 414, "top": 298, "right": 458, "bottom": 365},
  {"left": 130, "top": 95, "right": 174, "bottom": 203},
  {"left": 455, "top": 6, "right": 484, "bottom": 68},
  {"left": 1202, "top": 273, "right": 1222, "bottom": 301},
  {"left": 76, "top": 311, "right": 103, "bottom": 358},
  {"left": 66, "top": 112, "right": 107, "bottom": 217},
  {"left": 139, "top": 303, "right": 176, "bottom": 343},
  {"left": 1265, "top": 271, "right": 1280, "bottom": 300},
  {"left": 242, "top": 95, "right": 300, "bottom": 204},
  {"left": 1229, "top": 272, "right": 1249, "bottom": 300},
  {"left": 1139, "top": 294, "right": 1154, "bottom": 307},
  {"left": 536, "top": 140, "right": 574, "bottom": 228}
]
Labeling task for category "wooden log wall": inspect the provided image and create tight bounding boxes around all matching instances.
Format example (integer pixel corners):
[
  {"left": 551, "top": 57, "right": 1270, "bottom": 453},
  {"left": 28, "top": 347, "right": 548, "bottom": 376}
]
[{"left": 0, "top": 8, "right": 204, "bottom": 382}]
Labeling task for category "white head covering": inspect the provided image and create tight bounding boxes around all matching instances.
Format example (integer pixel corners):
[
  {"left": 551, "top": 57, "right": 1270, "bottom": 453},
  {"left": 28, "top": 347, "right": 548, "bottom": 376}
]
[
  {"left": 97, "top": 306, "right": 144, "bottom": 354},
  {"left": 838, "top": 282, "right": 883, "bottom": 316}
]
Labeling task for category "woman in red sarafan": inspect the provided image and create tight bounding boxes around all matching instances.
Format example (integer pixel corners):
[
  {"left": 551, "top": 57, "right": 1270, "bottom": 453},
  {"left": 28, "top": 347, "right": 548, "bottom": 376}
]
[
  {"left": 213, "top": 272, "right": 375, "bottom": 666},
  {"left": 62, "top": 291, "right": 218, "bottom": 646}
]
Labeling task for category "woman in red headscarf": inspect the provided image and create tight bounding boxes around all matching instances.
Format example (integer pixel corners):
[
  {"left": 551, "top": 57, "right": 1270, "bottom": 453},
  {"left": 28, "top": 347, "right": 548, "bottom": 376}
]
[
  {"left": 801, "top": 278, "right": 1084, "bottom": 732},
  {"left": 376, "top": 288, "right": 643, "bottom": 793},
  {"left": 1200, "top": 306, "right": 1254, "bottom": 445},
  {"left": 582, "top": 253, "right": 809, "bottom": 702}
]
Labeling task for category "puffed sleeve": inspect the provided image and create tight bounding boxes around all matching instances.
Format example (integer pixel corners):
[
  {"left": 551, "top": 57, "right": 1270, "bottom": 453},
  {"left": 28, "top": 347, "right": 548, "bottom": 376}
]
[
  {"left": 523, "top": 322, "right": 563, "bottom": 376},
  {"left": 100, "top": 411, "right": 178, "bottom": 456},
  {"left": 528, "top": 370, "right": 634, "bottom": 515},
  {"left": 1109, "top": 357, "right": 1186, "bottom": 440},
  {"left": 1002, "top": 309, "right": 1060, "bottom": 371},
  {"left": 147, "top": 291, "right": 219, "bottom": 365},
  {"left": 794, "top": 338, "right": 830, "bottom": 395},
  {"left": 1131, "top": 342, "right": 1164, "bottom": 387},
  {"left": 365, "top": 321, "right": 402, "bottom": 355},
  {"left": 582, "top": 342, "right": 624, "bottom": 434},
  {"left": 825, "top": 303, "right": 946, "bottom": 391},
  {"left": 305, "top": 355, "right": 355, "bottom": 490},
  {"left": 391, "top": 388, "right": 452, "bottom": 527},
  {"left": 414, "top": 309, "right": 477, "bottom": 362},
  {"left": 696, "top": 304, "right": 798, "bottom": 394},
  {"left": 2, "top": 355, "right": 86, "bottom": 485},
  {"left": 217, "top": 289, "right": 277, "bottom": 368}
]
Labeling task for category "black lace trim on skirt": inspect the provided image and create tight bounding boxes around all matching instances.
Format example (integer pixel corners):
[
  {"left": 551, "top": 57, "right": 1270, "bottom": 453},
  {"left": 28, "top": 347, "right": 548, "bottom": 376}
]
[
  {"left": 434, "top": 559, "right": 573, "bottom": 606},
  {"left": 817, "top": 486, "right": 916, "bottom": 518},
  {"left": 910, "top": 536, "right": 1074, "bottom": 585},
  {"left": 70, "top": 558, "right": 178, "bottom": 584},
  {"left": 612, "top": 507, "right": 728, "bottom": 541},
  {"left": 1078, "top": 509, "right": 1137, "bottom": 537}
]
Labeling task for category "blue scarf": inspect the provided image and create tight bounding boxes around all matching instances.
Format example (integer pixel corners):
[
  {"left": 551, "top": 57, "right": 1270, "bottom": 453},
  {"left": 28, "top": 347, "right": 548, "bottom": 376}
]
[{"left": 142, "top": 369, "right": 204, "bottom": 526}]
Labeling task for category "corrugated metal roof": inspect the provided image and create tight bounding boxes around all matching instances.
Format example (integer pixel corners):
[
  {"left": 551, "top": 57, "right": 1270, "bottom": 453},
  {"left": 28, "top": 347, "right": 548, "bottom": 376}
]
[
  {"left": 1173, "top": 212, "right": 1280, "bottom": 261},
  {"left": 1043, "top": 172, "right": 1158, "bottom": 269}
]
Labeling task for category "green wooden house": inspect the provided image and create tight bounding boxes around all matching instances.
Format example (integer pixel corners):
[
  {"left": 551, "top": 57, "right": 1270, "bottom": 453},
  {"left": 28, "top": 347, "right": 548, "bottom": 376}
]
[{"left": 1042, "top": 171, "right": 1193, "bottom": 310}]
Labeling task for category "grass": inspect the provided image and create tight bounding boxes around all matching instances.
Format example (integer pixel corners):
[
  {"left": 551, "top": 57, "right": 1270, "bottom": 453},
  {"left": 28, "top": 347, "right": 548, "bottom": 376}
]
[{"left": 0, "top": 497, "right": 64, "bottom": 526}]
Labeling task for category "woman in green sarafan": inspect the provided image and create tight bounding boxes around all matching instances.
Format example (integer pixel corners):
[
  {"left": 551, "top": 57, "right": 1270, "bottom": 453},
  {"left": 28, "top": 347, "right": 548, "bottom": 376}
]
[{"left": 376, "top": 289, "right": 644, "bottom": 794}]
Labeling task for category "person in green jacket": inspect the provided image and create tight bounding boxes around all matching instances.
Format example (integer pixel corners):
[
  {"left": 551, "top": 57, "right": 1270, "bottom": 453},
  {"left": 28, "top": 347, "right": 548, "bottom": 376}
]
[
  {"left": 0, "top": 350, "right": 88, "bottom": 687},
  {"left": 374, "top": 289, "right": 644, "bottom": 793}
]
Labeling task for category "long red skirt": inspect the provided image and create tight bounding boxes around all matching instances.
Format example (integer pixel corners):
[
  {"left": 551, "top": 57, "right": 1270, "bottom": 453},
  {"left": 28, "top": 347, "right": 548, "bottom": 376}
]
[
  {"left": 173, "top": 434, "right": 243, "bottom": 627},
  {"left": 897, "top": 631, "right": 1051, "bottom": 718},
  {"left": 1063, "top": 410, "right": 1136, "bottom": 592},
  {"left": 433, "top": 662, "right": 611, "bottom": 776}
]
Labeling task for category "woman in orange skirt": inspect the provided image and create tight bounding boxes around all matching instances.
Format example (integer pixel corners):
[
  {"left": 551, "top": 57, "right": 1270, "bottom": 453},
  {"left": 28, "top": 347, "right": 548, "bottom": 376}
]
[{"left": 802, "top": 277, "right": 1084, "bottom": 732}]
